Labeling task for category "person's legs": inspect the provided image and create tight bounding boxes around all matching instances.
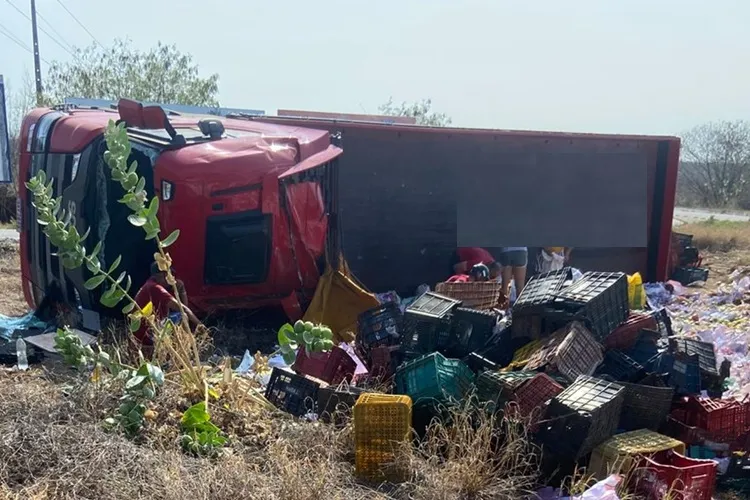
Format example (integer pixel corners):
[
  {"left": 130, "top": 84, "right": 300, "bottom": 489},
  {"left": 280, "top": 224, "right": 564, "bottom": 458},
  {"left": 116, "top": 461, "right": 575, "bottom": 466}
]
[
  {"left": 506, "top": 249, "right": 528, "bottom": 298},
  {"left": 501, "top": 266, "right": 513, "bottom": 296},
  {"left": 513, "top": 265, "right": 527, "bottom": 296},
  {"left": 498, "top": 252, "right": 512, "bottom": 296}
]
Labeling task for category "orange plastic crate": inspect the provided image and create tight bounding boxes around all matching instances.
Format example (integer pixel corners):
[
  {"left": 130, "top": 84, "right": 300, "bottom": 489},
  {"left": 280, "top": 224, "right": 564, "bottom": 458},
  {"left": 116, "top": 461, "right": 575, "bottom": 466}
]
[{"left": 353, "top": 393, "right": 412, "bottom": 482}]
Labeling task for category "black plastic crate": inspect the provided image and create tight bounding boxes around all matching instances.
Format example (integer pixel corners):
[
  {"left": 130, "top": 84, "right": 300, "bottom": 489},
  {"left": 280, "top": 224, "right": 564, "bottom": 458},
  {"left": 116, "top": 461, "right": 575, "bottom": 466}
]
[
  {"left": 449, "top": 307, "right": 498, "bottom": 357},
  {"left": 474, "top": 326, "right": 516, "bottom": 367},
  {"left": 463, "top": 352, "right": 498, "bottom": 375},
  {"left": 356, "top": 302, "right": 403, "bottom": 354},
  {"left": 535, "top": 412, "right": 593, "bottom": 460},
  {"left": 317, "top": 386, "right": 365, "bottom": 425},
  {"left": 555, "top": 272, "right": 629, "bottom": 341},
  {"left": 513, "top": 267, "right": 573, "bottom": 313},
  {"left": 595, "top": 350, "right": 645, "bottom": 383},
  {"left": 651, "top": 308, "right": 673, "bottom": 338},
  {"left": 265, "top": 367, "right": 321, "bottom": 417},
  {"left": 680, "top": 247, "right": 700, "bottom": 266},
  {"left": 406, "top": 291, "right": 462, "bottom": 320},
  {"left": 674, "top": 232, "right": 694, "bottom": 250},
  {"left": 510, "top": 310, "right": 571, "bottom": 340},
  {"left": 542, "top": 375, "right": 625, "bottom": 458},
  {"left": 672, "top": 267, "right": 709, "bottom": 286},
  {"left": 670, "top": 338, "right": 718, "bottom": 376},
  {"left": 627, "top": 329, "right": 662, "bottom": 366},
  {"left": 667, "top": 353, "right": 702, "bottom": 395},
  {"left": 402, "top": 314, "right": 454, "bottom": 354}
]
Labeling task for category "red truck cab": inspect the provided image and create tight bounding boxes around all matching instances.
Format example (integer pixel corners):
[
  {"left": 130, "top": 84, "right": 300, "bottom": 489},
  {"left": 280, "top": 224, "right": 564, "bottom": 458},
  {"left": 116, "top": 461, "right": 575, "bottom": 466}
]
[{"left": 17, "top": 100, "right": 340, "bottom": 322}]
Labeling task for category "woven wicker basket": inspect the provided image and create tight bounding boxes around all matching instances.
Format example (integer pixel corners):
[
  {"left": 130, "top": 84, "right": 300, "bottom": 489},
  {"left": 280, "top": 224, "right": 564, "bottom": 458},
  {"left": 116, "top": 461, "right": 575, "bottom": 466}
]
[{"left": 435, "top": 281, "right": 502, "bottom": 310}]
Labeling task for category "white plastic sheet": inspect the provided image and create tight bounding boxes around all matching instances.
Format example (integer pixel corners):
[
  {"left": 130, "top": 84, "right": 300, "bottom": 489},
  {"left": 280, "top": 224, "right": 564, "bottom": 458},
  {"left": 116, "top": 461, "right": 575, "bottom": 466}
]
[{"left": 533, "top": 474, "right": 622, "bottom": 500}]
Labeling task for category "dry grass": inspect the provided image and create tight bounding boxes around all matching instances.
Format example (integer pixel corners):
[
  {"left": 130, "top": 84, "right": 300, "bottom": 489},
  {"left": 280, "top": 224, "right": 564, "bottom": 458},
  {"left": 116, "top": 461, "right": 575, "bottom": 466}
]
[
  {"left": 398, "top": 400, "right": 540, "bottom": 500},
  {"left": 679, "top": 219, "right": 750, "bottom": 253},
  {"left": 677, "top": 220, "right": 750, "bottom": 292},
  {"left": 0, "top": 371, "right": 371, "bottom": 500},
  {"left": 0, "top": 368, "right": 547, "bottom": 500},
  {"left": 0, "top": 240, "right": 27, "bottom": 316}
]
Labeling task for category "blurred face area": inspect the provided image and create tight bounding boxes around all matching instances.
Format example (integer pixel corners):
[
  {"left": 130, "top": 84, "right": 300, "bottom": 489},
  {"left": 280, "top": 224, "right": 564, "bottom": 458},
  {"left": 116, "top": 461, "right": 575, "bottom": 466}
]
[{"left": 153, "top": 271, "right": 168, "bottom": 287}]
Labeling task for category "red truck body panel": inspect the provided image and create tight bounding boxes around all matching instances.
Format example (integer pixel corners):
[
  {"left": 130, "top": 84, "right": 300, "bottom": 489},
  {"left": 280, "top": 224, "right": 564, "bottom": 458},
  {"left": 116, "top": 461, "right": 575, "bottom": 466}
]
[
  {"left": 17, "top": 103, "right": 680, "bottom": 318},
  {"left": 256, "top": 116, "right": 680, "bottom": 290},
  {"left": 18, "top": 107, "right": 340, "bottom": 315}
]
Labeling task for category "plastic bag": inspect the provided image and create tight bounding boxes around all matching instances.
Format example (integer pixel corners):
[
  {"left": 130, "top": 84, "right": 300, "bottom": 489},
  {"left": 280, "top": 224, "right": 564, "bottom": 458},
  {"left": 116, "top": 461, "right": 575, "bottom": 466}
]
[
  {"left": 628, "top": 273, "right": 645, "bottom": 309},
  {"left": 532, "top": 474, "right": 622, "bottom": 499},
  {"left": 538, "top": 249, "right": 565, "bottom": 273}
]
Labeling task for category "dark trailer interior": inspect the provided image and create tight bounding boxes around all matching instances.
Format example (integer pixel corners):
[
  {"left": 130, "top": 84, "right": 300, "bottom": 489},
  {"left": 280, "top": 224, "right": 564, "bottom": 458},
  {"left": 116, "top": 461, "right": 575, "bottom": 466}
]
[{"left": 256, "top": 116, "right": 680, "bottom": 297}]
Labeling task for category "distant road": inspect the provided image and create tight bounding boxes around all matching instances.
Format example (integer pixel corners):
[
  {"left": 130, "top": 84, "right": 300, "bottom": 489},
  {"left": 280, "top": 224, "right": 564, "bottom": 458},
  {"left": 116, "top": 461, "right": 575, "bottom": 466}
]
[
  {"left": 0, "top": 229, "right": 18, "bottom": 241},
  {"left": 0, "top": 207, "right": 746, "bottom": 241},
  {"left": 673, "top": 207, "right": 750, "bottom": 226}
]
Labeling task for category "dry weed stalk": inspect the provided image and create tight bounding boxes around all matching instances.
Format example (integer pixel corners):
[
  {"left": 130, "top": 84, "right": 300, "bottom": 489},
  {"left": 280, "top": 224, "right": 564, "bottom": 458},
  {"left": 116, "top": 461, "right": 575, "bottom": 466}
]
[{"left": 398, "top": 399, "right": 540, "bottom": 500}]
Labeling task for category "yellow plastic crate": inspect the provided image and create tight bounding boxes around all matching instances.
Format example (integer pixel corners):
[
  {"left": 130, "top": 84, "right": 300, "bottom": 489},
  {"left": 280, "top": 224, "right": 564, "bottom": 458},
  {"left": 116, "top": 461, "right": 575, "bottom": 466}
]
[
  {"left": 353, "top": 393, "right": 412, "bottom": 481},
  {"left": 588, "top": 429, "right": 686, "bottom": 480},
  {"left": 502, "top": 340, "right": 543, "bottom": 372}
]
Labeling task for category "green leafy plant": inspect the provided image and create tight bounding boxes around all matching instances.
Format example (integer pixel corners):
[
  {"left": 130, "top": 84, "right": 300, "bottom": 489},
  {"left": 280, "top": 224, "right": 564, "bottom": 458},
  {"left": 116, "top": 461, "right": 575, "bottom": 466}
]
[
  {"left": 105, "top": 362, "right": 164, "bottom": 436},
  {"left": 54, "top": 327, "right": 160, "bottom": 436},
  {"left": 27, "top": 119, "right": 205, "bottom": 391},
  {"left": 54, "top": 327, "right": 122, "bottom": 376},
  {"left": 26, "top": 120, "right": 179, "bottom": 324},
  {"left": 26, "top": 119, "right": 211, "bottom": 436},
  {"left": 54, "top": 327, "right": 97, "bottom": 368},
  {"left": 180, "top": 401, "right": 226, "bottom": 457},
  {"left": 277, "top": 320, "right": 335, "bottom": 365}
]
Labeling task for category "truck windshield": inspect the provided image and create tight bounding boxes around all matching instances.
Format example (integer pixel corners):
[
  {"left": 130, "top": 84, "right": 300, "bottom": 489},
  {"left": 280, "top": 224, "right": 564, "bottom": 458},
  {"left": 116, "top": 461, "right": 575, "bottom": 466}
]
[
  {"left": 89, "top": 138, "right": 161, "bottom": 301},
  {"left": 25, "top": 119, "right": 162, "bottom": 312}
]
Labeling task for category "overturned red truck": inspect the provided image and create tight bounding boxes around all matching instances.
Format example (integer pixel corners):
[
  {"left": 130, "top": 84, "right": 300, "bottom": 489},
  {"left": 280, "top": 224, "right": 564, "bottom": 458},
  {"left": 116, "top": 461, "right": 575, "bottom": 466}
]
[{"left": 16, "top": 99, "right": 680, "bottom": 325}]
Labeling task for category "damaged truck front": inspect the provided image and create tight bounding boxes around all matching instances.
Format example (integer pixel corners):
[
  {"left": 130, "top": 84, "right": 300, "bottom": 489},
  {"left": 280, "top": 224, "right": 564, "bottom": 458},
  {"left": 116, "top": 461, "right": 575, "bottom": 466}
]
[{"left": 17, "top": 100, "right": 341, "bottom": 324}]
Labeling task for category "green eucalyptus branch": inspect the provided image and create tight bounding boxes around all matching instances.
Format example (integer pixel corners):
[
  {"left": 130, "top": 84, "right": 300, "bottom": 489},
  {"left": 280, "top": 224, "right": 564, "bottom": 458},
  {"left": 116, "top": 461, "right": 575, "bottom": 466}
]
[
  {"left": 102, "top": 120, "right": 192, "bottom": 339},
  {"left": 25, "top": 173, "right": 145, "bottom": 330}
]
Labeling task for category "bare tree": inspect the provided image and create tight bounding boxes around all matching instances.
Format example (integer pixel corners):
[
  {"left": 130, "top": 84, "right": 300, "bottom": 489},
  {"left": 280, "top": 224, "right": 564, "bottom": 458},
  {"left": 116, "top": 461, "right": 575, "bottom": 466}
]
[
  {"left": 680, "top": 121, "right": 750, "bottom": 207},
  {"left": 379, "top": 97, "right": 452, "bottom": 127},
  {"left": 0, "top": 74, "right": 38, "bottom": 222},
  {"left": 6, "top": 73, "right": 37, "bottom": 136}
]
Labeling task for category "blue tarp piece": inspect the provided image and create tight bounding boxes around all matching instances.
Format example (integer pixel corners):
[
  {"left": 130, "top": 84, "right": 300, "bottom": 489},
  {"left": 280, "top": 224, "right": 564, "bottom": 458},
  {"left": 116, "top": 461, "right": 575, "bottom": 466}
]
[{"left": 0, "top": 311, "right": 49, "bottom": 340}]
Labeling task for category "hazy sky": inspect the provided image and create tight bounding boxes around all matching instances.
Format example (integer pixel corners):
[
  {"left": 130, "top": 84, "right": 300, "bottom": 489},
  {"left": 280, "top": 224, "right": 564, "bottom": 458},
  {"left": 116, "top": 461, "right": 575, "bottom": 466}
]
[{"left": 1, "top": 0, "right": 748, "bottom": 135}]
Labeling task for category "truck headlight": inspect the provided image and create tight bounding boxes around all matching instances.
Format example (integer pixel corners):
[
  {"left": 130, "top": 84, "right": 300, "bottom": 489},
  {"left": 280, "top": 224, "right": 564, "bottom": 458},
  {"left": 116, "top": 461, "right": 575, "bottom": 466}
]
[
  {"left": 71, "top": 154, "right": 81, "bottom": 182},
  {"left": 26, "top": 124, "right": 36, "bottom": 152},
  {"left": 161, "top": 180, "right": 174, "bottom": 201}
]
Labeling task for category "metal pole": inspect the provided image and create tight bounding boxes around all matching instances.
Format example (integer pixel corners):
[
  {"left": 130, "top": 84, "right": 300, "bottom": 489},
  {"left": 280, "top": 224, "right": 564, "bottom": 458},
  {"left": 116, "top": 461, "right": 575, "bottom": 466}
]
[{"left": 30, "top": 0, "right": 43, "bottom": 105}]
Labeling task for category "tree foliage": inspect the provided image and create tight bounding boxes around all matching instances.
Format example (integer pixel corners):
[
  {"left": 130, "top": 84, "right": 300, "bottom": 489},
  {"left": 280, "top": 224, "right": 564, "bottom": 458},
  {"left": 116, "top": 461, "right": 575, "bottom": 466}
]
[
  {"left": 379, "top": 97, "right": 452, "bottom": 127},
  {"left": 680, "top": 120, "right": 750, "bottom": 207},
  {"left": 44, "top": 38, "right": 219, "bottom": 106}
]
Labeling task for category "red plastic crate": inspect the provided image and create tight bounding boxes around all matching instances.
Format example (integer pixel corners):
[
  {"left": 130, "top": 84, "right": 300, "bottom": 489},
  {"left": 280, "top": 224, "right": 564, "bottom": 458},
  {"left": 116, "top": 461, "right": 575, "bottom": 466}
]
[
  {"left": 369, "top": 345, "right": 401, "bottom": 379},
  {"left": 321, "top": 345, "right": 357, "bottom": 385},
  {"left": 636, "top": 451, "right": 717, "bottom": 500},
  {"left": 513, "top": 373, "right": 564, "bottom": 419},
  {"left": 603, "top": 312, "right": 657, "bottom": 351},
  {"left": 662, "top": 416, "right": 706, "bottom": 447},
  {"left": 293, "top": 347, "right": 330, "bottom": 380},
  {"left": 688, "top": 397, "right": 748, "bottom": 442}
]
